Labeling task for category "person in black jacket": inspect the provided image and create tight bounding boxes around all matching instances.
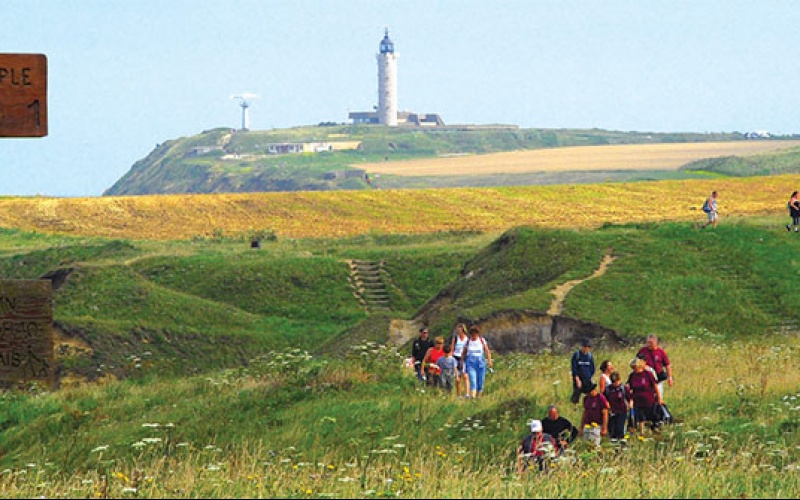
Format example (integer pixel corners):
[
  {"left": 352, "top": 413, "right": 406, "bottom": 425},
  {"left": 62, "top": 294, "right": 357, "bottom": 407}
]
[
  {"left": 541, "top": 404, "right": 579, "bottom": 454},
  {"left": 570, "top": 338, "right": 596, "bottom": 403},
  {"left": 410, "top": 327, "right": 434, "bottom": 384}
]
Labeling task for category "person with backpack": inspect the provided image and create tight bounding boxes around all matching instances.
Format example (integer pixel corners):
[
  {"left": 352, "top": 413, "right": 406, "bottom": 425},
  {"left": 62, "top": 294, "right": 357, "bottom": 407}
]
[
  {"left": 604, "top": 371, "right": 629, "bottom": 442},
  {"left": 787, "top": 191, "right": 800, "bottom": 232},
  {"left": 461, "top": 325, "right": 493, "bottom": 399},
  {"left": 570, "top": 338, "right": 595, "bottom": 404},
  {"left": 701, "top": 190, "right": 719, "bottom": 229}
]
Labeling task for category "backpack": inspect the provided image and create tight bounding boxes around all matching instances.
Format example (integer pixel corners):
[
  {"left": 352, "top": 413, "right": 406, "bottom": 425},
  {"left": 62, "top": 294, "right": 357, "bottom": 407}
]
[
  {"left": 653, "top": 403, "right": 673, "bottom": 426},
  {"left": 702, "top": 198, "right": 712, "bottom": 213}
]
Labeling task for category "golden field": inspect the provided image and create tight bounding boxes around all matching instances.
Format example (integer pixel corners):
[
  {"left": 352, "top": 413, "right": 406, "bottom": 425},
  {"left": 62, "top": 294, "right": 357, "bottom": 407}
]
[
  {"left": 1, "top": 174, "right": 799, "bottom": 240},
  {"left": 362, "top": 140, "right": 800, "bottom": 176}
]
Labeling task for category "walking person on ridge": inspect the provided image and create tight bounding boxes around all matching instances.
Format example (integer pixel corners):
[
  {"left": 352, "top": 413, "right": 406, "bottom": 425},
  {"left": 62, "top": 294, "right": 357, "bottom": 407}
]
[
  {"left": 701, "top": 190, "right": 719, "bottom": 229},
  {"left": 787, "top": 191, "right": 800, "bottom": 232}
]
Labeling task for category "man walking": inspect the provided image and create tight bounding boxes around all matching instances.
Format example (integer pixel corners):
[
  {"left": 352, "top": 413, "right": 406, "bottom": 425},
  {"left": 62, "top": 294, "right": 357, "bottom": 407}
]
[
  {"left": 570, "top": 338, "right": 595, "bottom": 404},
  {"left": 411, "top": 327, "right": 433, "bottom": 384}
]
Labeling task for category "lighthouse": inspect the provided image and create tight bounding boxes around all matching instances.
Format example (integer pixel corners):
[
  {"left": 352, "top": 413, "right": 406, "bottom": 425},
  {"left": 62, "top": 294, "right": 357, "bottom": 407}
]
[{"left": 376, "top": 28, "right": 398, "bottom": 126}]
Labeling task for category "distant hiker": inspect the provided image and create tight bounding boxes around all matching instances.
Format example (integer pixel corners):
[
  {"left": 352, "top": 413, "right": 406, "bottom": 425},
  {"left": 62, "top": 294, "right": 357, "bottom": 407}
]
[
  {"left": 436, "top": 345, "right": 458, "bottom": 394},
  {"left": 570, "top": 338, "right": 595, "bottom": 404},
  {"left": 701, "top": 190, "right": 719, "bottom": 229},
  {"left": 449, "top": 323, "right": 471, "bottom": 398},
  {"left": 422, "top": 336, "right": 446, "bottom": 387},
  {"left": 787, "top": 191, "right": 800, "bottom": 232},
  {"left": 541, "top": 404, "right": 579, "bottom": 453},
  {"left": 461, "top": 325, "right": 493, "bottom": 399},
  {"left": 579, "top": 382, "right": 609, "bottom": 446},
  {"left": 411, "top": 327, "right": 433, "bottom": 384}
]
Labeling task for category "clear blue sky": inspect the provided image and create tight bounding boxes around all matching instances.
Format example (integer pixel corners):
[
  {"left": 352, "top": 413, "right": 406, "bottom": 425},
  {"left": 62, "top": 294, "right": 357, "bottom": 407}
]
[{"left": 1, "top": 0, "right": 799, "bottom": 197}]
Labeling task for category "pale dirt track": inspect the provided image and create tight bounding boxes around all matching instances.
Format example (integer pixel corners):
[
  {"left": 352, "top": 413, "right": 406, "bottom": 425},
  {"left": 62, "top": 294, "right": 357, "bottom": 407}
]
[{"left": 361, "top": 141, "right": 800, "bottom": 176}]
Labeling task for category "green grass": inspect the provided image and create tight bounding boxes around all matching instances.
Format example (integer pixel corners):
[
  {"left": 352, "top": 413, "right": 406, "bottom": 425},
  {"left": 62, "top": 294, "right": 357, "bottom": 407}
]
[{"left": 4, "top": 218, "right": 800, "bottom": 497}]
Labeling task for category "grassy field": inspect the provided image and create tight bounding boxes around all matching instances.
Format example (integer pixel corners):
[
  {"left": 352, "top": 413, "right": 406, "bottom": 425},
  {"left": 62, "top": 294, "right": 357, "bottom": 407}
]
[
  {"left": 3, "top": 176, "right": 800, "bottom": 497},
  {"left": 362, "top": 140, "right": 800, "bottom": 176},
  {"left": 3, "top": 174, "right": 800, "bottom": 241}
]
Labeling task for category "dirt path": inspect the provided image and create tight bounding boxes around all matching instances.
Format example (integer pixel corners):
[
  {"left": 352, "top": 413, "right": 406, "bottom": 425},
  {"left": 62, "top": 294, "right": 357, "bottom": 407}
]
[
  {"left": 389, "top": 318, "right": 423, "bottom": 347},
  {"left": 547, "top": 250, "right": 616, "bottom": 316}
]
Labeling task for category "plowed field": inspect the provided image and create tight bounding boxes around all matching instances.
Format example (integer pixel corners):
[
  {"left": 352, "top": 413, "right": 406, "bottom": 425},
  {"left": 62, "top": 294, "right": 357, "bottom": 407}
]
[{"left": 362, "top": 140, "right": 800, "bottom": 176}]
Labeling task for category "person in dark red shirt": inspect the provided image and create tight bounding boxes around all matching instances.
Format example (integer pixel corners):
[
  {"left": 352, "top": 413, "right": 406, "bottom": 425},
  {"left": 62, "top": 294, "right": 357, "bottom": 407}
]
[
  {"left": 627, "top": 357, "right": 663, "bottom": 433},
  {"left": 580, "top": 382, "right": 609, "bottom": 446},
  {"left": 604, "top": 371, "right": 629, "bottom": 442},
  {"left": 637, "top": 334, "right": 673, "bottom": 398}
]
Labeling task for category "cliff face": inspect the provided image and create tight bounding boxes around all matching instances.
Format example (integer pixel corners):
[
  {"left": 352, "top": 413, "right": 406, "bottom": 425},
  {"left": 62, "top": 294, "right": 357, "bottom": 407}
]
[{"left": 470, "top": 309, "right": 628, "bottom": 355}]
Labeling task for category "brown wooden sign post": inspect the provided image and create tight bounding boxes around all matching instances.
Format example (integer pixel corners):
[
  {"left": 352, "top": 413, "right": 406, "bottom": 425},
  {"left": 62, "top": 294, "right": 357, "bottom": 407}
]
[
  {"left": 0, "top": 280, "right": 54, "bottom": 386},
  {"left": 0, "top": 53, "right": 48, "bottom": 137}
]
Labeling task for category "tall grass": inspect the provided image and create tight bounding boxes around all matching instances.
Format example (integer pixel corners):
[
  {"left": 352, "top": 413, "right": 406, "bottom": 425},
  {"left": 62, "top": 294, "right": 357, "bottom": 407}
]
[{"left": 2, "top": 335, "right": 800, "bottom": 498}]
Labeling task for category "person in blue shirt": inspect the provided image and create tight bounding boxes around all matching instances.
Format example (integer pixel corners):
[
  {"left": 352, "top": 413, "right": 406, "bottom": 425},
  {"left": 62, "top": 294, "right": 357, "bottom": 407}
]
[{"left": 570, "top": 338, "right": 596, "bottom": 404}]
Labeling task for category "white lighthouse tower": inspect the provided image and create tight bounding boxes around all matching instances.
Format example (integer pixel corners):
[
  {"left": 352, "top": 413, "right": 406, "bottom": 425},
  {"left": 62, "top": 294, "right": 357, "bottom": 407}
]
[{"left": 376, "top": 28, "right": 398, "bottom": 126}]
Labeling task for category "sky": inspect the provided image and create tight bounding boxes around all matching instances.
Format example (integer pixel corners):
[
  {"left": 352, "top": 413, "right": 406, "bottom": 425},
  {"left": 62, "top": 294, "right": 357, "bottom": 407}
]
[{"left": 1, "top": 0, "right": 799, "bottom": 197}]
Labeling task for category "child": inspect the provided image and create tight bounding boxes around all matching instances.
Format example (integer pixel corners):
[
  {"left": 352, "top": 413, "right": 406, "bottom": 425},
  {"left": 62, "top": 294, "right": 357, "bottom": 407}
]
[
  {"left": 436, "top": 345, "right": 458, "bottom": 394},
  {"left": 580, "top": 382, "right": 609, "bottom": 447},
  {"left": 604, "top": 371, "right": 629, "bottom": 442}
]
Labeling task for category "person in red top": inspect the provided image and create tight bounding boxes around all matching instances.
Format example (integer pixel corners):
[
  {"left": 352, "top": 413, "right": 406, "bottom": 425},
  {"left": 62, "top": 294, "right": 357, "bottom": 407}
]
[
  {"left": 580, "top": 382, "right": 609, "bottom": 446},
  {"left": 422, "top": 336, "right": 446, "bottom": 387},
  {"left": 627, "top": 357, "right": 663, "bottom": 434},
  {"left": 637, "top": 334, "right": 673, "bottom": 397}
]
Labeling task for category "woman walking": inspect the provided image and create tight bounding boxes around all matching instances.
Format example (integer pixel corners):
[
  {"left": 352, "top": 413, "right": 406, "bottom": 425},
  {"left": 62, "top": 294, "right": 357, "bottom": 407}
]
[
  {"left": 461, "top": 325, "right": 493, "bottom": 399},
  {"left": 450, "top": 323, "right": 471, "bottom": 398}
]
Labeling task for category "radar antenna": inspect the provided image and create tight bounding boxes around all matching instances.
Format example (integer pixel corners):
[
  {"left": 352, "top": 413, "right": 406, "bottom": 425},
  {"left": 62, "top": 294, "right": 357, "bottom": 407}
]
[{"left": 230, "top": 93, "right": 258, "bottom": 131}]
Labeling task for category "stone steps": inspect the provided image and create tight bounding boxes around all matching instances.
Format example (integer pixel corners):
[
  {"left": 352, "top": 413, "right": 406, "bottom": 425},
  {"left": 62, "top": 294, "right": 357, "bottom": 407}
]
[{"left": 347, "top": 259, "right": 391, "bottom": 312}]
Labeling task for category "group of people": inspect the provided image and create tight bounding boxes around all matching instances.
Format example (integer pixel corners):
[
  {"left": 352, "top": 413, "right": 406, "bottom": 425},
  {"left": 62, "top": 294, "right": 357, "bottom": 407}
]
[
  {"left": 410, "top": 323, "right": 493, "bottom": 399},
  {"left": 519, "top": 334, "right": 674, "bottom": 472}
]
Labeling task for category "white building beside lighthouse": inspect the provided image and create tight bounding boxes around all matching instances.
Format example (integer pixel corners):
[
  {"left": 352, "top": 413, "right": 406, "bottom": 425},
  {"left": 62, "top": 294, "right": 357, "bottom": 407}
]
[
  {"left": 348, "top": 29, "right": 444, "bottom": 127},
  {"left": 376, "top": 28, "right": 398, "bottom": 126}
]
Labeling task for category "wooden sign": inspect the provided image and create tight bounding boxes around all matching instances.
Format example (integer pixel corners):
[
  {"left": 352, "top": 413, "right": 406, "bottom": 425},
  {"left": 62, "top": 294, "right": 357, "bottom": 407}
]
[
  {"left": 0, "top": 280, "right": 54, "bottom": 383},
  {"left": 0, "top": 53, "right": 48, "bottom": 137}
]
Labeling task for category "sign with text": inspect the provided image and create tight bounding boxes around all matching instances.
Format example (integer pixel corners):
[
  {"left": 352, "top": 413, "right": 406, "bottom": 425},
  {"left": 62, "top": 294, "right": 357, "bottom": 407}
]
[
  {"left": 0, "top": 280, "right": 54, "bottom": 382},
  {"left": 0, "top": 53, "right": 48, "bottom": 137}
]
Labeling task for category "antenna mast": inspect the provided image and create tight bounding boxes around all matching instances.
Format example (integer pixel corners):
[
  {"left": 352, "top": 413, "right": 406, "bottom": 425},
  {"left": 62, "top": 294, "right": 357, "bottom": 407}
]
[{"left": 231, "top": 93, "right": 258, "bottom": 131}]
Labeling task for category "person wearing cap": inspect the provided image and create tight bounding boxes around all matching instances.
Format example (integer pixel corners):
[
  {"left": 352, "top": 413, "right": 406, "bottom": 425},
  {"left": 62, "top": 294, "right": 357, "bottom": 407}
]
[
  {"left": 517, "top": 419, "right": 556, "bottom": 473},
  {"left": 570, "top": 338, "right": 596, "bottom": 404},
  {"left": 541, "top": 404, "right": 579, "bottom": 453},
  {"left": 579, "top": 381, "right": 609, "bottom": 446},
  {"left": 410, "top": 327, "right": 434, "bottom": 384}
]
